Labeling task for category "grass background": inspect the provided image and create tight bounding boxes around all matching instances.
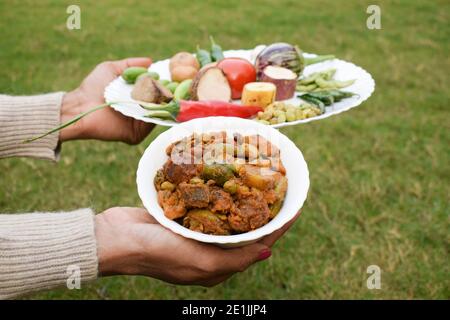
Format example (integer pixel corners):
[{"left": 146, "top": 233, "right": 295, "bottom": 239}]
[{"left": 0, "top": 0, "right": 448, "bottom": 299}]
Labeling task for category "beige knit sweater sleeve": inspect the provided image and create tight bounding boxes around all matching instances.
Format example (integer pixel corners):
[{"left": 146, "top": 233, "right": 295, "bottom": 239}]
[
  {"left": 0, "top": 94, "right": 99, "bottom": 299},
  {"left": 0, "top": 93, "right": 63, "bottom": 160}
]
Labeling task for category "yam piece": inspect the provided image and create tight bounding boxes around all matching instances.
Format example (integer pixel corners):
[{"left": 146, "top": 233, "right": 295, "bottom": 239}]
[
  {"left": 260, "top": 66, "right": 297, "bottom": 101},
  {"left": 241, "top": 82, "right": 276, "bottom": 108},
  {"left": 190, "top": 67, "right": 231, "bottom": 102},
  {"left": 131, "top": 75, "right": 174, "bottom": 103}
]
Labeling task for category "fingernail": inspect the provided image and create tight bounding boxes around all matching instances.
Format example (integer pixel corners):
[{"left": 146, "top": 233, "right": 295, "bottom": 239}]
[{"left": 258, "top": 249, "right": 272, "bottom": 261}]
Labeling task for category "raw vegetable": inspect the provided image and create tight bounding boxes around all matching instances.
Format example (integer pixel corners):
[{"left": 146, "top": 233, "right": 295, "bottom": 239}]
[
  {"left": 298, "top": 89, "right": 356, "bottom": 112},
  {"left": 166, "top": 81, "right": 179, "bottom": 93},
  {"left": 300, "top": 95, "right": 325, "bottom": 112},
  {"left": 259, "top": 66, "right": 297, "bottom": 100},
  {"left": 305, "top": 55, "right": 335, "bottom": 65},
  {"left": 171, "top": 65, "right": 198, "bottom": 82},
  {"left": 255, "top": 101, "right": 322, "bottom": 124},
  {"left": 131, "top": 75, "right": 173, "bottom": 103},
  {"left": 121, "top": 67, "right": 148, "bottom": 84},
  {"left": 199, "top": 62, "right": 218, "bottom": 71},
  {"left": 209, "top": 36, "right": 225, "bottom": 62},
  {"left": 196, "top": 45, "right": 212, "bottom": 67},
  {"left": 136, "top": 71, "right": 160, "bottom": 81},
  {"left": 158, "top": 79, "right": 170, "bottom": 86},
  {"left": 255, "top": 43, "right": 304, "bottom": 79},
  {"left": 25, "top": 100, "right": 262, "bottom": 142},
  {"left": 217, "top": 58, "right": 257, "bottom": 99},
  {"left": 190, "top": 67, "right": 231, "bottom": 102},
  {"left": 241, "top": 82, "right": 276, "bottom": 108},
  {"left": 169, "top": 52, "right": 200, "bottom": 72},
  {"left": 173, "top": 79, "right": 192, "bottom": 101},
  {"left": 255, "top": 42, "right": 335, "bottom": 79},
  {"left": 141, "top": 100, "right": 263, "bottom": 122},
  {"left": 297, "top": 68, "right": 355, "bottom": 92},
  {"left": 315, "top": 77, "right": 355, "bottom": 89}
]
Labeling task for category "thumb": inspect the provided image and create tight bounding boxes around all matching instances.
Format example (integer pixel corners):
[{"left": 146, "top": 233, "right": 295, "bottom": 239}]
[{"left": 221, "top": 242, "right": 272, "bottom": 273}]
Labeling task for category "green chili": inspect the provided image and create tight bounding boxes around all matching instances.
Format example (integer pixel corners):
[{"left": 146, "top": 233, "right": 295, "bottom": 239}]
[
  {"left": 209, "top": 36, "right": 224, "bottom": 62},
  {"left": 196, "top": 45, "right": 212, "bottom": 67}
]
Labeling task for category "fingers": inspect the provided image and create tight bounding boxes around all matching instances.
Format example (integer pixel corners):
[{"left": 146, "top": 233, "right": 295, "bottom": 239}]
[
  {"left": 214, "top": 242, "right": 271, "bottom": 274},
  {"left": 259, "top": 210, "right": 302, "bottom": 247},
  {"left": 110, "top": 57, "right": 152, "bottom": 75},
  {"left": 126, "top": 119, "right": 155, "bottom": 145}
]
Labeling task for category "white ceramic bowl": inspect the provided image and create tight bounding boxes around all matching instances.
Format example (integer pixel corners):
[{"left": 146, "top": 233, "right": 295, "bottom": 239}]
[{"left": 136, "top": 117, "right": 309, "bottom": 248}]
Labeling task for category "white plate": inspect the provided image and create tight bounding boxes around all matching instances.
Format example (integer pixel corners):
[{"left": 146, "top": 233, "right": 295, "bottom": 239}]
[
  {"left": 105, "top": 48, "right": 375, "bottom": 128},
  {"left": 136, "top": 117, "right": 309, "bottom": 247}
]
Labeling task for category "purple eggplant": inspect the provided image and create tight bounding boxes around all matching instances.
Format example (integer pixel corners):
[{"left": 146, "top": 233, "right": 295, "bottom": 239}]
[{"left": 255, "top": 43, "right": 305, "bottom": 79}]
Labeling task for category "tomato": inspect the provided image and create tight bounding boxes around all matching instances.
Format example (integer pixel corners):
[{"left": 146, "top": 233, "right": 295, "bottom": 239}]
[{"left": 217, "top": 58, "right": 257, "bottom": 99}]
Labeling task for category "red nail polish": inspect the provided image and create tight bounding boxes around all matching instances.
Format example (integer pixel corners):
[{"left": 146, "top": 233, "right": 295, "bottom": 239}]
[{"left": 258, "top": 249, "right": 272, "bottom": 261}]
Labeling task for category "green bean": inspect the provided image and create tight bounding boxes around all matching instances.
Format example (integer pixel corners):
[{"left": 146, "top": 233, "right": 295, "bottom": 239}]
[
  {"left": 122, "top": 67, "right": 148, "bottom": 84},
  {"left": 299, "top": 95, "right": 325, "bottom": 112},
  {"left": 316, "top": 77, "right": 355, "bottom": 89},
  {"left": 305, "top": 92, "right": 335, "bottom": 106},
  {"left": 296, "top": 84, "right": 317, "bottom": 92},
  {"left": 298, "top": 73, "right": 320, "bottom": 85},
  {"left": 196, "top": 45, "right": 212, "bottom": 67},
  {"left": 209, "top": 36, "right": 225, "bottom": 62},
  {"left": 321, "top": 68, "right": 337, "bottom": 80},
  {"left": 304, "top": 55, "right": 335, "bottom": 66},
  {"left": 159, "top": 79, "right": 170, "bottom": 86},
  {"left": 334, "top": 79, "right": 356, "bottom": 88}
]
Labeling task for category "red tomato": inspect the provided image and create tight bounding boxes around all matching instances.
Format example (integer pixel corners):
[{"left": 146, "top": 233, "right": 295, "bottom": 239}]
[{"left": 217, "top": 58, "right": 257, "bottom": 99}]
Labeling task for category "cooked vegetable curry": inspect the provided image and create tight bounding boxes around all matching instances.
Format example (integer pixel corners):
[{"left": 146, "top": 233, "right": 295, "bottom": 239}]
[{"left": 154, "top": 132, "right": 288, "bottom": 235}]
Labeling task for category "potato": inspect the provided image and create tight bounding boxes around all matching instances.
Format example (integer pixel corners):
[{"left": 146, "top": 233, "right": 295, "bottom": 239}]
[
  {"left": 239, "top": 165, "right": 278, "bottom": 190},
  {"left": 171, "top": 65, "right": 198, "bottom": 82},
  {"left": 169, "top": 52, "right": 200, "bottom": 72}
]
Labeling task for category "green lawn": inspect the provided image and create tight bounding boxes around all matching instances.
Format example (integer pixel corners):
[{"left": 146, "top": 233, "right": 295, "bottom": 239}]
[{"left": 0, "top": 0, "right": 448, "bottom": 299}]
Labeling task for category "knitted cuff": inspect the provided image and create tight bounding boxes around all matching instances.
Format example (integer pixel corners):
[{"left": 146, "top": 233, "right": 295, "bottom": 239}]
[
  {"left": 0, "top": 92, "right": 65, "bottom": 161},
  {"left": 0, "top": 208, "right": 98, "bottom": 299}
]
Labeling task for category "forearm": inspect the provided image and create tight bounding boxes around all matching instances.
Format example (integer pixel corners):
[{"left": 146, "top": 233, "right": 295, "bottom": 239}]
[
  {"left": 0, "top": 92, "right": 64, "bottom": 161},
  {"left": 0, "top": 208, "right": 98, "bottom": 299}
]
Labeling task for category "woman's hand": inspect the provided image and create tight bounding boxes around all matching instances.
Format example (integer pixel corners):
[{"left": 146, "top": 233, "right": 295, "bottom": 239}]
[
  {"left": 60, "top": 57, "right": 154, "bottom": 144},
  {"left": 95, "top": 207, "right": 300, "bottom": 287}
]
